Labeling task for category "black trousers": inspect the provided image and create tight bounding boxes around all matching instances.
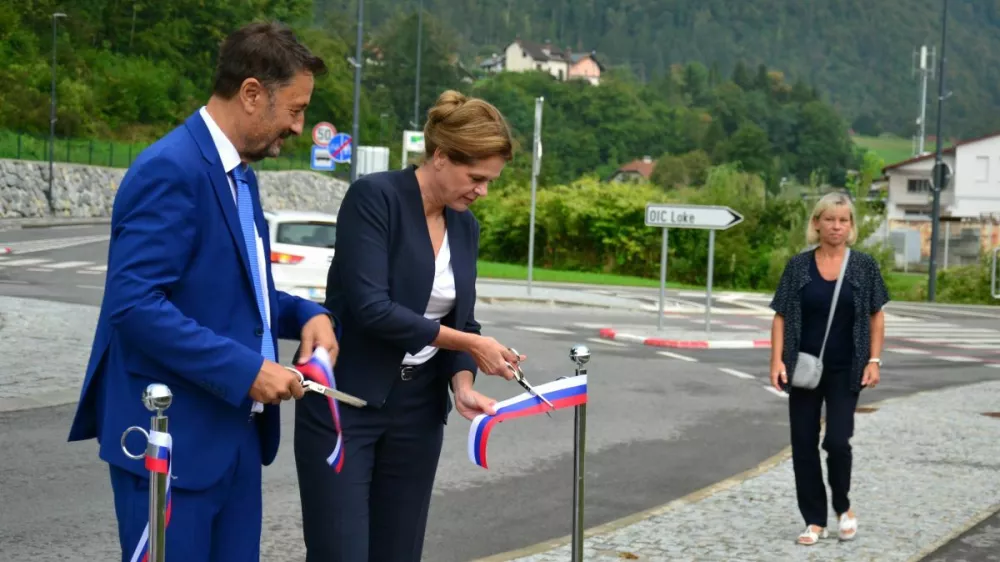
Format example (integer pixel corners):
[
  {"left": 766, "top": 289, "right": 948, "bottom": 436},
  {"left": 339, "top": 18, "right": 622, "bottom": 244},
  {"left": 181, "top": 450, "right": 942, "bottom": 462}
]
[
  {"left": 788, "top": 366, "right": 860, "bottom": 527},
  {"left": 294, "top": 362, "right": 447, "bottom": 562}
]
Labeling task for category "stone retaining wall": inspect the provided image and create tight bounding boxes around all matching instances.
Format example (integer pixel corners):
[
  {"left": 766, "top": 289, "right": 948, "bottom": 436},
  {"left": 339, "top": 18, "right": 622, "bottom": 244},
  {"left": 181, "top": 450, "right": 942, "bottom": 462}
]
[{"left": 0, "top": 158, "right": 349, "bottom": 218}]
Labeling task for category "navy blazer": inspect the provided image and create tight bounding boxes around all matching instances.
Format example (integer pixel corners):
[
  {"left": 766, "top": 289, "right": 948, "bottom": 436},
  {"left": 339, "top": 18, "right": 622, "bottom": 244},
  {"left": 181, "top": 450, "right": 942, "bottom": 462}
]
[
  {"left": 324, "top": 166, "right": 481, "bottom": 413},
  {"left": 67, "top": 111, "right": 329, "bottom": 490}
]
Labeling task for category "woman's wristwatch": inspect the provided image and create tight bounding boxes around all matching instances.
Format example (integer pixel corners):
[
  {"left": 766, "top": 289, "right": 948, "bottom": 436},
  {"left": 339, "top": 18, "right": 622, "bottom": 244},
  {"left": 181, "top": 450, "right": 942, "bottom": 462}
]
[{"left": 868, "top": 357, "right": 882, "bottom": 366}]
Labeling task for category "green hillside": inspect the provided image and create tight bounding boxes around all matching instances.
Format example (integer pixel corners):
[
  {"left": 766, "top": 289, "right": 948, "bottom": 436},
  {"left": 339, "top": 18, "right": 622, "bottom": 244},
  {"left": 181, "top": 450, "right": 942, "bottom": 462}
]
[{"left": 318, "top": 0, "right": 1000, "bottom": 141}]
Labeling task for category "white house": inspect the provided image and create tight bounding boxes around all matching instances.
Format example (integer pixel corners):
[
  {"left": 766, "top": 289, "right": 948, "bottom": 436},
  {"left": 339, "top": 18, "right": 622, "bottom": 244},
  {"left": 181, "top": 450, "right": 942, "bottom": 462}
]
[
  {"left": 883, "top": 131, "right": 1000, "bottom": 220},
  {"left": 483, "top": 39, "right": 604, "bottom": 85}
]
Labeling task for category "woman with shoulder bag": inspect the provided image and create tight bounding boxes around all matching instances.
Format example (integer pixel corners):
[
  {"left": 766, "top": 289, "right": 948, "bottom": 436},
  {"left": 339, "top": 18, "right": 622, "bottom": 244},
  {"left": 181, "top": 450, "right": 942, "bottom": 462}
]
[{"left": 768, "top": 192, "right": 890, "bottom": 546}]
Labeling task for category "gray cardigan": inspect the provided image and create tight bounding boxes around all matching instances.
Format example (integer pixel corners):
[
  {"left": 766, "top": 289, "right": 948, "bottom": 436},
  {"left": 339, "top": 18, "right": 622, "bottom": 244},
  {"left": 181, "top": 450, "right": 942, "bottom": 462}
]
[{"left": 769, "top": 248, "right": 891, "bottom": 392}]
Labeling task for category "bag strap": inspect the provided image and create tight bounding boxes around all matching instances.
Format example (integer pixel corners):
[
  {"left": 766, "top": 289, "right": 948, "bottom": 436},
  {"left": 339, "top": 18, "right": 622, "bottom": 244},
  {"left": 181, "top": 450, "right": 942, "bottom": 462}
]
[{"left": 818, "top": 248, "right": 850, "bottom": 361}]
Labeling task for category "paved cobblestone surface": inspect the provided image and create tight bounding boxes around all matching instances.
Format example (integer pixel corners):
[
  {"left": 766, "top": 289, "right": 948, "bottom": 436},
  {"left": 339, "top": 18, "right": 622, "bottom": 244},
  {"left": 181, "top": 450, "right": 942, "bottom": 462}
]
[
  {"left": 506, "top": 381, "right": 1000, "bottom": 562},
  {"left": 0, "top": 296, "right": 97, "bottom": 411}
]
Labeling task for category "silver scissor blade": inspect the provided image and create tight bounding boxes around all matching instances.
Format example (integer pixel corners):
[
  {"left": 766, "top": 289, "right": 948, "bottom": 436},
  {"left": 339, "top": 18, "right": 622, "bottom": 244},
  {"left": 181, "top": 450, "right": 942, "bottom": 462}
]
[{"left": 305, "top": 383, "right": 368, "bottom": 408}]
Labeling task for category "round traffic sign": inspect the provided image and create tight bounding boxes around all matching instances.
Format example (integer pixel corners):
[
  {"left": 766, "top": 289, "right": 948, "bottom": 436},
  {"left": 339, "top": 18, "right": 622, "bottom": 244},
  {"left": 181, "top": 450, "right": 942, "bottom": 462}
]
[
  {"left": 329, "top": 132, "right": 353, "bottom": 164},
  {"left": 312, "top": 122, "right": 336, "bottom": 147}
]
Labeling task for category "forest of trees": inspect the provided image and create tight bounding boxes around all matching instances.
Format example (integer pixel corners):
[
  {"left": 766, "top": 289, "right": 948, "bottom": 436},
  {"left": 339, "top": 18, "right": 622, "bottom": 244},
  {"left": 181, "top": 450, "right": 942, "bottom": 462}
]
[
  {"left": 2, "top": 0, "right": 859, "bottom": 187},
  {"left": 315, "top": 0, "right": 1000, "bottom": 140}
]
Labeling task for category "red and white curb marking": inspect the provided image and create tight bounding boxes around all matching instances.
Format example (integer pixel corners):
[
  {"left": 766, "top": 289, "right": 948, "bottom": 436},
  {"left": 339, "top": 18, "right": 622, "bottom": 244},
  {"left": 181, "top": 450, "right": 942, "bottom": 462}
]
[{"left": 598, "top": 328, "right": 770, "bottom": 349}]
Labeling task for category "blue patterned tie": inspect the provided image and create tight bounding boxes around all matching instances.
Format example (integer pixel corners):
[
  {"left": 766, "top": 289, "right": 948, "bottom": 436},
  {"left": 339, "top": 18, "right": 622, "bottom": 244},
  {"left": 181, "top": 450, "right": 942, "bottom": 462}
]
[{"left": 231, "top": 165, "right": 276, "bottom": 364}]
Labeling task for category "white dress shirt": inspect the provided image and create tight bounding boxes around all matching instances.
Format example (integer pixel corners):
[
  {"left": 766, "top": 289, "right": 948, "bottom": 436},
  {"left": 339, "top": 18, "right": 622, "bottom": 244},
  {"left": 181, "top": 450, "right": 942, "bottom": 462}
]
[
  {"left": 199, "top": 106, "right": 270, "bottom": 413},
  {"left": 402, "top": 232, "right": 456, "bottom": 365}
]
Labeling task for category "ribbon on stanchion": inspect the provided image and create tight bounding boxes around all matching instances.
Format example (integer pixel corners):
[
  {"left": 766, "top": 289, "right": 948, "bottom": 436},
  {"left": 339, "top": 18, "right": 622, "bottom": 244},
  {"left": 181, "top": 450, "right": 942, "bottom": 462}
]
[
  {"left": 130, "top": 430, "right": 173, "bottom": 562},
  {"left": 468, "top": 375, "right": 588, "bottom": 469},
  {"left": 295, "top": 347, "right": 346, "bottom": 472}
]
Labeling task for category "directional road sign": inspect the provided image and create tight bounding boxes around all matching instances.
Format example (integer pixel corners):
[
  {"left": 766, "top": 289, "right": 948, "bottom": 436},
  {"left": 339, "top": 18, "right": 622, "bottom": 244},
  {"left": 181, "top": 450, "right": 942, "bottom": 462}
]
[
  {"left": 329, "top": 132, "right": 353, "bottom": 164},
  {"left": 644, "top": 203, "right": 744, "bottom": 230},
  {"left": 311, "top": 145, "right": 335, "bottom": 171},
  {"left": 312, "top": 122, "right": 336, "bottom": 147}
]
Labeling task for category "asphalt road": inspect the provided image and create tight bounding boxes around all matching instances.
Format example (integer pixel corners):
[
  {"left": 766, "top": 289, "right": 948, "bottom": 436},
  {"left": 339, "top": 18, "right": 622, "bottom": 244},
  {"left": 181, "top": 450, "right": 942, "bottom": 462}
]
[{"left": 1, "top": 225, "right": 999, "bottom": 561}]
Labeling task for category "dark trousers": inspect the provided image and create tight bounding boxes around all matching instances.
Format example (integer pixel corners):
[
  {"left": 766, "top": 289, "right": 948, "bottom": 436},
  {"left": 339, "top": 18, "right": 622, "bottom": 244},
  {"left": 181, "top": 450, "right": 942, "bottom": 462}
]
[
  {"left": 294, "top": 362, "right": 446, "bottom": 562},
  {"left": 108, "top": 424, "right": 262, "bottom": 562},
  {"left": 788, "top": 366, "right": 860, "bottom": 527}
]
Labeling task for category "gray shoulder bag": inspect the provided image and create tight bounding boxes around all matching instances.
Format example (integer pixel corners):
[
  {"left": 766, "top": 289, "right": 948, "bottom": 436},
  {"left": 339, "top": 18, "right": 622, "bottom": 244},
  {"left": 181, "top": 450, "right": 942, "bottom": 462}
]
[{"left": 792, "top": 249, "right": 850, "bottom": 390}]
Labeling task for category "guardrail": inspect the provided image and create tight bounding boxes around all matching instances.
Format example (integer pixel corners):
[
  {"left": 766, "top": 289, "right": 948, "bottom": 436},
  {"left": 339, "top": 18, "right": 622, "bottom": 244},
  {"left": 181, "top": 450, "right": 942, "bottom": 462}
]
[{"left": 992, "top": 247, "right": 999, "bottom": 299}]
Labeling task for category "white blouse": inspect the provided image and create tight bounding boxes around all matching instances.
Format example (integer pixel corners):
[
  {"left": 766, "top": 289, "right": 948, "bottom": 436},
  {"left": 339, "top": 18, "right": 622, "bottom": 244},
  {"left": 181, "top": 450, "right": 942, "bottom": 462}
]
[{"left": 402, "top": 231, "right": 456, "bottom": 365}]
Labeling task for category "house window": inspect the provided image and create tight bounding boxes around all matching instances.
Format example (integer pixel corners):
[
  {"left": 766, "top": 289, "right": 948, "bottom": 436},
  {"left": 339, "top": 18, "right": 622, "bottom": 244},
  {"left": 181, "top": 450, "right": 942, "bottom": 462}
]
[
  {"left": 975, "top": 156, "right": 989, "bottom": 182},
  {"left": 558, "top": 69, "right": 564, "bottom": 80},
  {"left": 536, "top": 63, "right": 542, "bottom": 71},
  {"left": 907, "top": 179, "right": 932, "bottom": 193}
]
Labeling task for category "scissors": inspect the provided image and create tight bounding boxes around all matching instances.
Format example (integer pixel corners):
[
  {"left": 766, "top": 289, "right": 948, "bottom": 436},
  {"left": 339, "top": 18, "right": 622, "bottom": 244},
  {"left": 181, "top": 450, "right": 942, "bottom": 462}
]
[
  {"left": 286, "top": 367, "right": 368, "bottom": 408},
  {"left": 505, "top": 348, "right": 556, "bottom": 414}
]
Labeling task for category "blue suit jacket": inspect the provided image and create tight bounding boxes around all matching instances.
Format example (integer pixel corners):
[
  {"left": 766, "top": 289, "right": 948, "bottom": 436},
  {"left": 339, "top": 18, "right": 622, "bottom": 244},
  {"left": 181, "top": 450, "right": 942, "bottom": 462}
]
[
  {"left": 67, "top": 111, "right": 329, "bottom": 491},
  {"left": 323, "top": 166, "right": 481, "bottom": 416}
]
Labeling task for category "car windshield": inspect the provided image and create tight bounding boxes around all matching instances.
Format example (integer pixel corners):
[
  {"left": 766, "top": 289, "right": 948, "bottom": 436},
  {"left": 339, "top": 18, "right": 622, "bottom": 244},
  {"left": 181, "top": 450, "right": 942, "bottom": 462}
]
[{"left": 276, "top": 221, "right": 337, "bottom": 248}]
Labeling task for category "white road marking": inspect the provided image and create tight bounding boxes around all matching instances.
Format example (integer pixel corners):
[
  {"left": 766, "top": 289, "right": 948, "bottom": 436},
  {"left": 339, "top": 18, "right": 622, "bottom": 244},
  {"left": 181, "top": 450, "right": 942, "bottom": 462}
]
[
  {"left": 935, "top": 355, "right": 981, "bottom": 363},
  {"left": 45, "top": 260, "right": 93, "bottom": 269},
  {"left": 719, "top": 368, "right": 755, "bottom": 380},
  {"left": 1, "top": 258, "right": 51, "bottom": 266},
  {"left": 764, "top": 386, "right": 789, "bottom": 398},
  {"left": 587, "top": 337, "right": 626, "bottom": 347},
  {"left": 656, "top": 350, "right": 697, "bottom": 362},
  {"left": 887, "top": 347, "right": 930, "bottom": 355},
  {"left": 515, "top": 326, "right": 576, "bottom": 335}
]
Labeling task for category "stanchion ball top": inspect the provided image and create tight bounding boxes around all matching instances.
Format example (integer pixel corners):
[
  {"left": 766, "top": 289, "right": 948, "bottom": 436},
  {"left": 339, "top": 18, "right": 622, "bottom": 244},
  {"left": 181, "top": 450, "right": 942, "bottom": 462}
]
[
  {"left": 143, "top": 383, "right": 173, "bottom": 412},
  {"left": 569, "top": 344, "right": 590, "bottom": 365}
]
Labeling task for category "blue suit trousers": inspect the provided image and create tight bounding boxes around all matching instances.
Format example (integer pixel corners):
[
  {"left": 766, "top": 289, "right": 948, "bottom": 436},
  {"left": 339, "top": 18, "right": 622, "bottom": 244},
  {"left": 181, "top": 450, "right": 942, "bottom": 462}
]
[{"left": 109, "top": 423, "right": 262, "bottom": 562}]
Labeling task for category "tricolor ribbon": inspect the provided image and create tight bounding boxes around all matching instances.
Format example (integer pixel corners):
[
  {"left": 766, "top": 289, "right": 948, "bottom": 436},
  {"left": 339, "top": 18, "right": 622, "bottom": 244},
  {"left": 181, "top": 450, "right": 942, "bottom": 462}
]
[
  {"left": 130, "top": 430, "right": 173, "bottom": 562},
  {"left": 296, "top": 347, "right": 345, "bottom": 472},
  {"left": 468, "top": 375, "right": 588, "bottom": 469}
]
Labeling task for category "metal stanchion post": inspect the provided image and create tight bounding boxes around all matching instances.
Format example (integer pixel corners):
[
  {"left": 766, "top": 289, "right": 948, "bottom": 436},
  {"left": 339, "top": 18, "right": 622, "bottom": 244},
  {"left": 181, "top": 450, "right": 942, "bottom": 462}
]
[
  {"left": 121, "top": 383, "right": 173, "bottom": 562},
  {"left": 569, "top": 344, "right": 590, "bottom": 561}
]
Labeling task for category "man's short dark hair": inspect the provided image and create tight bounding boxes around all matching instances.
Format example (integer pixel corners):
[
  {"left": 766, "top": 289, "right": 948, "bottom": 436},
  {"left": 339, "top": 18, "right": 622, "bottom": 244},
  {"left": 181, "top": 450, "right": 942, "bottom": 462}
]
[{"left": 212, "top": 21, "right": 327, "bottom": 99}]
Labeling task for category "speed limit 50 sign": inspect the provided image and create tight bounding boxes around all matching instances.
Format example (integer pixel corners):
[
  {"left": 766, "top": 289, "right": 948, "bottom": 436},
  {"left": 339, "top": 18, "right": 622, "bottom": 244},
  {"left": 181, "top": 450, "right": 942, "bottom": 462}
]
[{"left": 312, "top": 122, "right": 336, "bottom": 147}]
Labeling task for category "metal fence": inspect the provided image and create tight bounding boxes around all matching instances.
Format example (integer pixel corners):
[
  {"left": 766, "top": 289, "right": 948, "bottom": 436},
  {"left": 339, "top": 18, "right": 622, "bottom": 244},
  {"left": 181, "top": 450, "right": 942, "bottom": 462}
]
[
  {"left": 0, "top": 130, "right": 312, "bottom": 171},
  {"left": 877, "top": 215, "right": 1000, "bottom": 272}
]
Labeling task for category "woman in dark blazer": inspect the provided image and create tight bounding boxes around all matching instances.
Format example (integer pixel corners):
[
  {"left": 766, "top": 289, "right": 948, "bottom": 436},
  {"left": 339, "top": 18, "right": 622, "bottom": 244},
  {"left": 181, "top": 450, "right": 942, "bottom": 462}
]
[
  {"left": 768, "top": 192, "right": 889, "bottom": 546},
  {"left": 293, "top": 90, "right": 524, "bottom": 562}
]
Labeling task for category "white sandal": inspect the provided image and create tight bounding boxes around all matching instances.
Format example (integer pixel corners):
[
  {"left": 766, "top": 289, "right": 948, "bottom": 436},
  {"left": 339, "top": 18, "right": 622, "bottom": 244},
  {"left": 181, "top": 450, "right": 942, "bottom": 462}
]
[
  {"left": 797, "top": 525, "right": 828, "bottom": 545},
  {"left": 838, "top": 512, "right": 858, "bottom": 541}
]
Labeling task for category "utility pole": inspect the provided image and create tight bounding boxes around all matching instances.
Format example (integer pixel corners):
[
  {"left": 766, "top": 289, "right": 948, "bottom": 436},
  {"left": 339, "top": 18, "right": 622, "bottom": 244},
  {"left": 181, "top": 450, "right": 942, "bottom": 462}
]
[
  {"left": 913, "top": 45, "right": 934, "bottom": 155},
  {"left": 49, "top": 12, "right": 67, "bottom": 213},
  {"left": 412, "top": 0, "right": 423, "bottom": 129},
  {"left": 350, "top": 0, "right": 364, "bottom": 183},
  {"left": 928, "top": 0, "right": 949, "bottom": 302}
]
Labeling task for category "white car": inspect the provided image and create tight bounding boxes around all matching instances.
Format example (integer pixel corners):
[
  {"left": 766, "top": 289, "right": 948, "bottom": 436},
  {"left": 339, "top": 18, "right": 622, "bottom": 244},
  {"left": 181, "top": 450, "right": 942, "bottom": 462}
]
[{"left": 264, "top": 210, "right": 338, "bottom": 302}]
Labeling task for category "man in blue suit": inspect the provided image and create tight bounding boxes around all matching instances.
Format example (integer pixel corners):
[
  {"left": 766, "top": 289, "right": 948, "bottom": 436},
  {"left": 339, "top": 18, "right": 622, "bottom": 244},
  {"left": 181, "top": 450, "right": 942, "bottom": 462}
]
[{"left": 67, "top": 22, "right": 336, "bottom": 561}]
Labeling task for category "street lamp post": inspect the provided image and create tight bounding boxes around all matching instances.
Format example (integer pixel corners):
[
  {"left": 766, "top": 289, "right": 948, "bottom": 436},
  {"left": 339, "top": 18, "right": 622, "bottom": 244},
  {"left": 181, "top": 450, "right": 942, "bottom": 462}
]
[
  {"left": 927, "top": 0, "right": 949, "bottom": 302},
  {"left": 49, "top": 12, "right": 67, "bottom": 213},
  {"left": 412, "top": 0, "right": 423, "bottom": 129},
  {"left": 349, "top": 0, "right": 363, "bottom": 183}
]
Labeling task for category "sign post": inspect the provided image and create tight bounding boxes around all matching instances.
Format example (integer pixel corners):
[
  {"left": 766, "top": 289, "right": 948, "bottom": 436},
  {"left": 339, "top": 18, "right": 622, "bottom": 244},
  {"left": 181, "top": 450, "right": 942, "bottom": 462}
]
[
  {"left": 328, "top": 132, "right": 353, "bottom": 167},
  {"left": 644, "top": 203, "right": 744, "bottom": 331},
  {"left": 568, "top": 344, "right": 590, "bottom": 562},
  {"left": 527, "top": 97, "right": 544, "bottom": 295},
  {"left": 312, "top": 122, "right": 336, "bottom": 147},
  {"left": 401, "top": 130, "right": 425, "bottom": 168},
  {"left": 992, "top": 247, "right": 999, "bottom": 299}
]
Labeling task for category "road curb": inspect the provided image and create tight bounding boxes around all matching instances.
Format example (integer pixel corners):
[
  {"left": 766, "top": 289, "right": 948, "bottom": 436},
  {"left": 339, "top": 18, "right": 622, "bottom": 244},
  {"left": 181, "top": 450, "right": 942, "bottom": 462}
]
[
  {"left": 470, "top": 446, "right": 795, "bottom": 562},
  {"left": 476, "top": 296, "right": 641, "bottom": 311},
  {"left": 598, "top": 328, "right": 771, "bottom": 349},
  {"left": 0, "top": 218, "right": 111, "bottom": 230},
  {"left": 0, "top": 388, "right": 80, "bottom": 413},
  {"left": 473, "top": 387, "right": 983, "bottom": 562}
]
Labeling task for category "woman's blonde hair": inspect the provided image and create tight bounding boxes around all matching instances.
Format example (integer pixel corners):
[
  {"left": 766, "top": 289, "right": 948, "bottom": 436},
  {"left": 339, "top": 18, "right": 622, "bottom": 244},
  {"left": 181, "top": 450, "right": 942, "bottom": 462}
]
[
  {"left": 806, "top": 192, "right": 858, "bottom": 246},
  {"left": 423, "top": 90, "right": 516, "bottom": 164}
]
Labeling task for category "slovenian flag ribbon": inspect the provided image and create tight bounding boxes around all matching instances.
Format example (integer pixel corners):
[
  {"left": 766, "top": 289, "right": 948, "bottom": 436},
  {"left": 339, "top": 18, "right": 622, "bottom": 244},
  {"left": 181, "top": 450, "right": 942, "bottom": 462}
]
[
  {"left": 468, "top": 375, "right": 588, "bottom": 469},
  {"left": 130, "top": 429, "right": 173, "bottom": 562},
  {"left": 295, "top": 347, "right": 346, "bottom": 472}
]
